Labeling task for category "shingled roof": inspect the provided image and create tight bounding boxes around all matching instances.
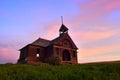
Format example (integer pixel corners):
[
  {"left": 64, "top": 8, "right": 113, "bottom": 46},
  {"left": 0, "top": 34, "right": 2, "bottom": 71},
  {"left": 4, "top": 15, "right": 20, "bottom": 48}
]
[
  {"left": 29, "top": 32, "right": 77, "bottom": 49},
  {"left": 31, "top": 38, "right": 51, "bottom": 47}
]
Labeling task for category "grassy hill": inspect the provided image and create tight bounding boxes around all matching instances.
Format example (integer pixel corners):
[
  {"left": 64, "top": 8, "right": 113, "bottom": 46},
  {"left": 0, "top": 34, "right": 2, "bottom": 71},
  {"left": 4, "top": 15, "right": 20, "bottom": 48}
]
[{"left": 0, "top": 62, "right": 120, "bottom": 80}]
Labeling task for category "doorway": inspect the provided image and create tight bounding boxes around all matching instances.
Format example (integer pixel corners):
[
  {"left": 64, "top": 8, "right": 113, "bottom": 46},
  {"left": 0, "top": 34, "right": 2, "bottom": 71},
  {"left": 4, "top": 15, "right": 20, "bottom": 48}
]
[{"left": 62, "top": 50, "right": 71, "bottom": 61}]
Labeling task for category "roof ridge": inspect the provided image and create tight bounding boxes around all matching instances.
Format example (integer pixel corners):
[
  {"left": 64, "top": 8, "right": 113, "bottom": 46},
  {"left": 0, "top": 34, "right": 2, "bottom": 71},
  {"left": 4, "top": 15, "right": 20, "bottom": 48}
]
[
  {"left": 30, "top": 37, "right": 51, "bottom": 47},
  {"left": 31, "top": 37, "right": 50, "bottom": 44},
  {"left": 38, "top": 37, "right": 51, "bottom": 42}
]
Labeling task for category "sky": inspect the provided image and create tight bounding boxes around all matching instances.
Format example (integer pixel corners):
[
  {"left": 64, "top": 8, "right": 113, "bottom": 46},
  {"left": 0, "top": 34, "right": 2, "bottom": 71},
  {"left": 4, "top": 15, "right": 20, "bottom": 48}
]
[{"left": 0, "top": 0, "right": 120, "bottom": 64}]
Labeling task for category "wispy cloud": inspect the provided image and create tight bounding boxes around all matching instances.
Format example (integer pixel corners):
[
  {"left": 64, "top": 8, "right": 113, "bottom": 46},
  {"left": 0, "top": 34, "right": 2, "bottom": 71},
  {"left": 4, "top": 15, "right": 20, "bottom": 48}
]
[{"left": 0, "top": 46, "right": 19, "bottom": 64}]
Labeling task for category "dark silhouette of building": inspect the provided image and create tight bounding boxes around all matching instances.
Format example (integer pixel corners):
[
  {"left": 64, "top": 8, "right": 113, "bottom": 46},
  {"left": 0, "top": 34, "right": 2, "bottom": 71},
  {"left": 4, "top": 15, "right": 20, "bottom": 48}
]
[{"left": 18, "top": 24, "right": 78, "bottom": 64}]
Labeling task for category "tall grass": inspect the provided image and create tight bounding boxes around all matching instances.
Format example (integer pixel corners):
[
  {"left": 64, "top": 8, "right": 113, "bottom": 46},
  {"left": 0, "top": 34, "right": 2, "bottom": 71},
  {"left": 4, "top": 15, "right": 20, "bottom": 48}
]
[{"left": 0, "top": 62, "right": 120, "bottom": 80}]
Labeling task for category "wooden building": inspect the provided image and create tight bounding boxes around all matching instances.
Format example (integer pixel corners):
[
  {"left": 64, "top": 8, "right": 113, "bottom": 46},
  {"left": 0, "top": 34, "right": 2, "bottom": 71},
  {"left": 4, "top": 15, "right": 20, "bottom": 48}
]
[{"left": 17, "top": 24, "right": 78, "bottom": 64}]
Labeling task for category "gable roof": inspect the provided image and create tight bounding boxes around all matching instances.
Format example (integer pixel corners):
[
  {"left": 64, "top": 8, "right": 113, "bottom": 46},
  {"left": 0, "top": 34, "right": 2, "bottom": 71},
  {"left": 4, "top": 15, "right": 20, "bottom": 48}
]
[
  {"left": 51, "top": 33, "right": 78, "bottom": 49},
  {"left": 31, "top": 38, "right": 50, "bottom": 47}
]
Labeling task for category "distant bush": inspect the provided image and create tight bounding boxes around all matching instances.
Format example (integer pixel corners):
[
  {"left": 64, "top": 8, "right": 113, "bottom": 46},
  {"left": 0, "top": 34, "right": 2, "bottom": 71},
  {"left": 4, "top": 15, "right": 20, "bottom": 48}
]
[
  {"left": 5, "top": 62, "right": 14, "bottom": 65},
  {"left": 44, "top": 56, "right": 61, "bottom": 65}
]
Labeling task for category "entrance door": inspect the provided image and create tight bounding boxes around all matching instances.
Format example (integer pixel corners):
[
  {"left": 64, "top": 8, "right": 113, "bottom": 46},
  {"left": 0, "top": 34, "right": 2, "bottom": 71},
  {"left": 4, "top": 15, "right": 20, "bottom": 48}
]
[{"left": 62, "top": 50, "right": 71, "bottom": 61}]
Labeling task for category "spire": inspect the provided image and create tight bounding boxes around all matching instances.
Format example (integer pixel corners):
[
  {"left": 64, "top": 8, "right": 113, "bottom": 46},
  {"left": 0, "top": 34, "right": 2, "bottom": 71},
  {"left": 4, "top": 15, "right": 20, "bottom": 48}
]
[{"left": 61, "top": 16, "right": 63, "bottom": 24}]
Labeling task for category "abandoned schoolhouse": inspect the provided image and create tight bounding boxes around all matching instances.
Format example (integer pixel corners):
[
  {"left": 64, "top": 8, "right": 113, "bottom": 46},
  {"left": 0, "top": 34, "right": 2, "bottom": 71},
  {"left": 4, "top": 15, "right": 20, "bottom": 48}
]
[{"left": 18, "top": 24, "right": 78, "bottom": 64}]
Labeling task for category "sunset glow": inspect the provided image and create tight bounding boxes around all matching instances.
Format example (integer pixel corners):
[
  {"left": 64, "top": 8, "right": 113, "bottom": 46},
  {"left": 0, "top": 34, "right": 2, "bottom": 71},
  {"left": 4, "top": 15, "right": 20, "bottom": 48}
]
[{"left": 0, "top": 0, "right": 120, "bottom": 64}]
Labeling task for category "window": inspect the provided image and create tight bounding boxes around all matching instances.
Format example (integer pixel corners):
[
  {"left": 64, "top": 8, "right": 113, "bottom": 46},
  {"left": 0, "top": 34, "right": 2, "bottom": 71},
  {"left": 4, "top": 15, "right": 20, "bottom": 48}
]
[
  {"left": 64, "top": 42, "right": 68, "bottom": 45},
  {"left": 25, "top": 58, "right": 28, "bottom": 61},
  {"left": 63, "top": 40, "right": 72, "bottom": 47},
  {"left": 36, "top": 48, "right": 40, "bottom": 57},
  {"left": 36, "top": 48, "right": 40, "bottom": 54},
  {"left": 36, "top": 54, "right": 40, "bottom": 57}
]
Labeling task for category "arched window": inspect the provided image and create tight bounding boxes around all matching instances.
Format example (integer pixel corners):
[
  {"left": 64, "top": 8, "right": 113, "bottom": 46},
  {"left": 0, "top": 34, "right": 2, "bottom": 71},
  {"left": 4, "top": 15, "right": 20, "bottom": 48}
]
[{"left": 62, "top": 50, "right": 71, "bottom": 61}]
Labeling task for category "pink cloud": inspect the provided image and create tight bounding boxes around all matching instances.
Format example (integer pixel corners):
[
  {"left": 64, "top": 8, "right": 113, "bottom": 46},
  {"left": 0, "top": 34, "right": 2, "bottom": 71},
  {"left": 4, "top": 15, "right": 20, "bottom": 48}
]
[
  {"left": 79, "top": 42, "right": 120, "bottom": 56},
  {"left": 103, "top": 0, "right": 120, "bottom": 11},
  {"left": 77, "top": 41, "right": 120, "bottom": 63},
  {"left": 0, "top": 47, "right": 19, "bottom": 64},
  {"left": 80, "top": 0, "right": 120, "bottom": 13},
  {"left": 67, "top": 0, "right": 120, "bottom": 25},
  {"left": 42, "top": 21, "right": 60, "bottom": 40},
  {"left": 71, "top": 25, "right": 120, "bottom": 44}
]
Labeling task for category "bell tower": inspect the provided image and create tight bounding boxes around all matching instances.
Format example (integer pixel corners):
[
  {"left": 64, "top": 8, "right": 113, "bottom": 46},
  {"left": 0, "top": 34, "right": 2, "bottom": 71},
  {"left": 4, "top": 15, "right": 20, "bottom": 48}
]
[
  {"left": 59, "top": 24, "right": 68, "bottom": 35},
  {"left": 59, "top": 16, "right": 69, "bottom": 35}
]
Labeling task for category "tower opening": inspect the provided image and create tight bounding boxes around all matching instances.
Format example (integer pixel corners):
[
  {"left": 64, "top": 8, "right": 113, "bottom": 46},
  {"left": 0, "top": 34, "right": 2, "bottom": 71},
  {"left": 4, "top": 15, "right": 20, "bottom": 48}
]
[{"left": 59, "top": 24, "right": 68, "bottom": 35}]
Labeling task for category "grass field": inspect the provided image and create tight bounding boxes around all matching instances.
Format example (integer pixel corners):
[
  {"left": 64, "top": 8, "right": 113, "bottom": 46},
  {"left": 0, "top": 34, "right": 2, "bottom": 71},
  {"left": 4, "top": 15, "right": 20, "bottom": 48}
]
[{"left": 0, "top": 62, "right": 120, "bottom": 80}]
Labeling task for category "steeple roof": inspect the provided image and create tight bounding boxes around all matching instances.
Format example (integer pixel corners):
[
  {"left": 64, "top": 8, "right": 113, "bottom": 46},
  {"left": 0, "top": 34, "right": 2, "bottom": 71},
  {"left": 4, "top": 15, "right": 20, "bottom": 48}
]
[{"left": 59, "top": 24, "right": 68, "bottom": 32}]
